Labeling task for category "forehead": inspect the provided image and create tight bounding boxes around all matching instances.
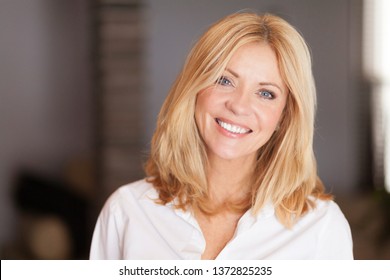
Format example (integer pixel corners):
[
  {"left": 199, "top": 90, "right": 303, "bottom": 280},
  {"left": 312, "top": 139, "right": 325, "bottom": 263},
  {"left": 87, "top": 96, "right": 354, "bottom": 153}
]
[
  {"left": 225, "top": 42, "right": 286, "bottom": 92},
  {"left": 227, "top": 42, "right": 278, "bottom": 69}
]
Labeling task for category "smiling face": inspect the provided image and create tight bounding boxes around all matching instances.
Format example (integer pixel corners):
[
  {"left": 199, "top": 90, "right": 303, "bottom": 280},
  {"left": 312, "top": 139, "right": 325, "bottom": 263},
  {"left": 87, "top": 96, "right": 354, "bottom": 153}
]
[{"left": 195, "top": 42, "right": 288, "bottom": 164}]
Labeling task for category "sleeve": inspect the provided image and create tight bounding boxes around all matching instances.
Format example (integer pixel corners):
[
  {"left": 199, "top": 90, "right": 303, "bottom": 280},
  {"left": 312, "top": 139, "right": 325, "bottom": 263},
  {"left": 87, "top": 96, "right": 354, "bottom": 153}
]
[
  {"left": 89, "top": 193, "right": 124, "bottom": 259},
  {"left": 315, "top": 201, "right": 354, "bottom": 259}
]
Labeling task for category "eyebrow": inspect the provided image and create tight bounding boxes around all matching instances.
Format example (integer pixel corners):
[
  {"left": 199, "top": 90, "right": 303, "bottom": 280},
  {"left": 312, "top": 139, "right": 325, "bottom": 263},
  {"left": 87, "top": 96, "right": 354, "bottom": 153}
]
[{"left": 226, "top": 68, "right": 284, "bottom": 93}]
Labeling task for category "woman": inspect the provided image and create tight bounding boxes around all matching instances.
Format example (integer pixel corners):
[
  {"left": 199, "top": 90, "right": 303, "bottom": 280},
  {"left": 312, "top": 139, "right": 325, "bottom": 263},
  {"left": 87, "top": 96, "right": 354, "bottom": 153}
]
[{"left": 90, "top": 12, "right": 353, "bottom": 259}]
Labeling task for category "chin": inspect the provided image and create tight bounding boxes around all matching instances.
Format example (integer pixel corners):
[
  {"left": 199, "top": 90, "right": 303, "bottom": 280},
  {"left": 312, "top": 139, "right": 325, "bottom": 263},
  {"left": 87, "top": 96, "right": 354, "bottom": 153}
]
[{"left": 208, "top": 147, "right": 255, "bottom": 162}]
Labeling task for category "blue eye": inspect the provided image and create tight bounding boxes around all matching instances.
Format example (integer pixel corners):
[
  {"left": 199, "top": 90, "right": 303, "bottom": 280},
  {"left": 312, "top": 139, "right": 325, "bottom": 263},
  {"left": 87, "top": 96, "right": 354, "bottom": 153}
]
[
  {"left": 258, "top": 90, "right": 274, "bottom": 99},
  {"left": 216, "top": 76, "right": 232, "bottom": 86}
]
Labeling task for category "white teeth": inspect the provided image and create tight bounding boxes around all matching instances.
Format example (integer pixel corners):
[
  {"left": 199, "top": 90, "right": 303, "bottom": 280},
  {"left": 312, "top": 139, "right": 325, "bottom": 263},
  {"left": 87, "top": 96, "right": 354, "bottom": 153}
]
[{"left": 217, "top": 119, "right": 250, "bottom": 134}]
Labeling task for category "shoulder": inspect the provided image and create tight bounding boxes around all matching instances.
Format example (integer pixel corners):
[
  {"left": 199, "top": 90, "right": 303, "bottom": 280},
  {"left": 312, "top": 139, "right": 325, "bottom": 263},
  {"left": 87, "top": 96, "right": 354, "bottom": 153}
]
[
  {"left": 303, "top": 198, "right": 350, "bottom": 229},
  {"left": 101, "top": 178, "right": 158, "bottom": 216},
  {"left": 113, "top": 178, "right": 157, "bottom": 200},
  {"left": 294, "top": 197, "right": 353, "bottom": 244},
  {"left": 309, "top": 198, "right": 347, "bottom": 223},
  {"left": 305, "top": 198, "right": 353, "bottom": 259}
]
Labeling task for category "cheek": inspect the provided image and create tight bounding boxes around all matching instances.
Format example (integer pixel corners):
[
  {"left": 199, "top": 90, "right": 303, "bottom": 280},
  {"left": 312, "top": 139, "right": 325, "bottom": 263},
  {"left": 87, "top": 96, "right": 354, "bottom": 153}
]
[
  {"left": 195, "top": 92, "right": 211, "bottom": 128},
  {"left": 195, "top": 90, "right": 217, "bottom": 117},
  {"left": 195, "top": 96, "right": 204, "bottom": 121},
  {"left": 273, "top": 106, "right": 286, "bottom": 126},
  {"left": 254, "top": 106, "right": 285, "bottom": 131},
  {"left": 269, "top": 98, "right": 287, "bottom": 125}
]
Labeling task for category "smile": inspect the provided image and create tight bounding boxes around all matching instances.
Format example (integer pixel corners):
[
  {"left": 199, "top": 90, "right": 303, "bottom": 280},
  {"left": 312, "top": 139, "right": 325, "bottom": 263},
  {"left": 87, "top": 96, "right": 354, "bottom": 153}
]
[{"left": 216, "top": 118, "right": 252, "bottom": 134}]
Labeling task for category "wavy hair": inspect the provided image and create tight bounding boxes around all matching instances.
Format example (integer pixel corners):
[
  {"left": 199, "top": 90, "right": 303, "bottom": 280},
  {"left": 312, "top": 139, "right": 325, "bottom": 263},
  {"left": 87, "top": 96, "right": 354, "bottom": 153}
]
[{"left": 144, "top": 12, "right": 331, "bottom": 227}]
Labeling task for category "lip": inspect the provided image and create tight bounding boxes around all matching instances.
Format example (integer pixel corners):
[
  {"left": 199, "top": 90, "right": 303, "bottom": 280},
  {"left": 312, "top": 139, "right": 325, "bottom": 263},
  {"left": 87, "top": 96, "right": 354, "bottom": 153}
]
[{"left": 215, "top": 117, "right": 252, "bottom": 137}]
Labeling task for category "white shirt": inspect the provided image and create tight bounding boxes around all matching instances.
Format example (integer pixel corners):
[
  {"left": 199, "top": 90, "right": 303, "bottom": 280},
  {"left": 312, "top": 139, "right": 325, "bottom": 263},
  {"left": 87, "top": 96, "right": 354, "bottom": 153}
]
[{"left": 90, "top": 179, "right": 353, "bottom": 259}]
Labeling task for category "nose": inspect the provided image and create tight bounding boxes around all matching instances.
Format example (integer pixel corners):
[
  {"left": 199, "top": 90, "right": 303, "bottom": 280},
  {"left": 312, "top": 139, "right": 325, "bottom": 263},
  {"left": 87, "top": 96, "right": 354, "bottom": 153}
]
[{"left": 225, "top": 89, "right": 252, "bottom": 116}]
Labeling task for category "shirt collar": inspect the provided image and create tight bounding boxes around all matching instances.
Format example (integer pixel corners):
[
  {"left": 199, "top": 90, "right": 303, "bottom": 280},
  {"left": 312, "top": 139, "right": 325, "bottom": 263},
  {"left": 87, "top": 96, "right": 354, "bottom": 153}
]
[
  {"left": 235, "top": 202, "right": 275, "bottom": 235},
  {"left": 141, "top": 186, "right": 275, "bottom": 229}
]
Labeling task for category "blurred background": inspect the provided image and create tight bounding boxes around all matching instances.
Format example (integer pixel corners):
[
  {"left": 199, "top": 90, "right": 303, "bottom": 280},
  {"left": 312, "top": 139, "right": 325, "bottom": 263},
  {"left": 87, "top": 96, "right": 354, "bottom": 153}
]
[{"left": 0, "top": 0, "right": 389, "bottom": 259}]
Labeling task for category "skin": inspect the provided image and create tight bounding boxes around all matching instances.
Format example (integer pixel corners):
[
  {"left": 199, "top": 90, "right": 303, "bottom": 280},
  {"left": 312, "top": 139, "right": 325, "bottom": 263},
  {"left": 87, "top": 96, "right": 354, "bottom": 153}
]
[{"left": 194, "top": 42, "right": 288, "bottom": 259}]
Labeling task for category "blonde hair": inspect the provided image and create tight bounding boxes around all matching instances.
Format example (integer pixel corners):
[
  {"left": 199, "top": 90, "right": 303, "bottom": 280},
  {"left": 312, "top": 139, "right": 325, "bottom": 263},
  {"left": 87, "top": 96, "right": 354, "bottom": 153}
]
[{"left": 145, "top": 12, "right": 331, "bottom": 227}]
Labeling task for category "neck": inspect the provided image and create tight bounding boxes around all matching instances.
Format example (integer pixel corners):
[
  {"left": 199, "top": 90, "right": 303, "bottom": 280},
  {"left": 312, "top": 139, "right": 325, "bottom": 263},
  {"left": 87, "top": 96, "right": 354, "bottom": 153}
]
[{"left": 206, "top": 154, "right": 255, "bottom": 204}]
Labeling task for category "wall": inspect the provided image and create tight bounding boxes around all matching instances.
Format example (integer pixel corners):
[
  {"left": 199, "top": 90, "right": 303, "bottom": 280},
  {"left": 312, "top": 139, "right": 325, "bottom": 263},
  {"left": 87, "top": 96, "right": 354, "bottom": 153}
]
[
  {"left": 143, "top": 0, "right": 367, "bottom": 193},
  {"left": 0, "top": 0, "right": 93, "bottom": 251},
  {"left": 94, "top": 0, "right": 146, "bottom": 202}
]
